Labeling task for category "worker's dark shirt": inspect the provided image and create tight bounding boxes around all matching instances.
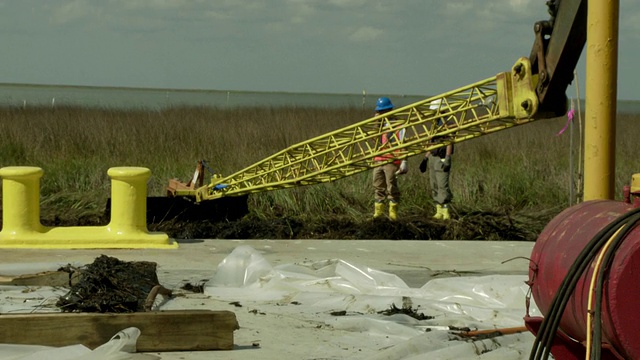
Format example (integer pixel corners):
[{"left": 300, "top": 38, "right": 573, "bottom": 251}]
[{"left": 430, "top": 140, "right": 454, "bottom": 158}]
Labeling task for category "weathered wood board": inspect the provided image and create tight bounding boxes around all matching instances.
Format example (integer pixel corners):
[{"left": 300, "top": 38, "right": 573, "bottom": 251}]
[
  {"left": 0, "top": 310, "right": 238, "bottom": 351},
  {"left": 0, "top": 270, "right": 75, "bottom": 287}
]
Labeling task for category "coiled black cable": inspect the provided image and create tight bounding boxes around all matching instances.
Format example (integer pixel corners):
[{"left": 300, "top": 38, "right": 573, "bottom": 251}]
[
  {"left": 532, "top": 219, "right": 621, "bottom": 360},
  {"left": 591, "top": 211, "right": 640, "bottom": 359},
  {"left": 529, "top": 206, "right": 640, "bottom": 360}
]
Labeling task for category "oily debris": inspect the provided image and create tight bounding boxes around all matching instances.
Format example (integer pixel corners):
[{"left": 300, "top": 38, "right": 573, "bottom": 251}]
[
  {"left": 181, "top": 282, "right": 206, "bottom": 293},
  {"left": 31, "top": 207, "right": 557, "bottom": 241},
  {"left": 378, "top": 303, "right": 434, "bottom": 320},
  {"left": 148, "top": 208, "right": 553, "bottom": 241},
  {"left": 56, "top": 255, "right": 162, "bottom": 313}
]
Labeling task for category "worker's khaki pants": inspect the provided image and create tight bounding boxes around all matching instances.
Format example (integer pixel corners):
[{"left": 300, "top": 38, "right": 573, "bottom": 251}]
[
  {"left": 373, "top": 162, "right": 400, "bottom": 202},
  {"left": 428, "top": 155, "right": 452, "bottom": 205}
]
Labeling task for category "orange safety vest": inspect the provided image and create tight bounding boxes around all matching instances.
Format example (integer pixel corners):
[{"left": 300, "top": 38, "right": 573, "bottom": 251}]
[{"left": 374, "top": 128, "right": 403, "bottom": 165}]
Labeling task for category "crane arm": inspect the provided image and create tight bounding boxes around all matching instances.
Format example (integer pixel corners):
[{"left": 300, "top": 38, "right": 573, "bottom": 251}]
[
  {"left": 166, "top": 0, "right": 586, "bottom": 202},
  {"left": 529, "top": 0, "right": 586, "bottom": 117},
  {"left": 168, "top": 58, "right": 538, "bottom": 201}
]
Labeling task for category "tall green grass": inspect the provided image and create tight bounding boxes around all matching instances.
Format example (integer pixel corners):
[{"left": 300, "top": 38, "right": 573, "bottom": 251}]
[{"left": 0, "top": 106, "right": 637, "bottom": 222}]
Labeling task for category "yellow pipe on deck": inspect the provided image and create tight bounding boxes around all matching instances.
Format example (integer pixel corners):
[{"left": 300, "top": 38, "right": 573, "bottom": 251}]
[{"left": 583, "top": 0, "right": 619, "bottom": 200}]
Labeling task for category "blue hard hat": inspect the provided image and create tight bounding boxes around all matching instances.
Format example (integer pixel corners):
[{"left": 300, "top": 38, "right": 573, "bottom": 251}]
[{"left": 375, "top": 97, "right": 394, "bottom": 112}]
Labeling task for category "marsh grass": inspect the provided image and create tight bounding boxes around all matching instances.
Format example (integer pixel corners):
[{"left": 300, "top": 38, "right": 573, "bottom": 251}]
[{"left": 0, "top": 106, "right": 638, "bottom": 223}]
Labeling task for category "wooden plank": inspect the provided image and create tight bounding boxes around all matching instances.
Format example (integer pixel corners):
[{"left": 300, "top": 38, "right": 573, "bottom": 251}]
[
  {"left": 0, "top": 270, "right": 76, "bottom": 287},
  {"left": 0, "top": 310, "right": 238, "bottom": 351}
]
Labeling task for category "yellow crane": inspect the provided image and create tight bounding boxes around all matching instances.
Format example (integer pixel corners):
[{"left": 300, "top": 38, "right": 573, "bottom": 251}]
[{"left": 158, "top": 0, "right": 587, "bottom": 222}]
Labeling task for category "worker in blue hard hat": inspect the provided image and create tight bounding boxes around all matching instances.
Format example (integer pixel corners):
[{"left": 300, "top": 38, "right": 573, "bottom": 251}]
[
  {"left": 420, "top": 99, "right": 454, "bottom": 220},
  {"left": 372, "top": 97, "right": 408, "bottom": 220}
]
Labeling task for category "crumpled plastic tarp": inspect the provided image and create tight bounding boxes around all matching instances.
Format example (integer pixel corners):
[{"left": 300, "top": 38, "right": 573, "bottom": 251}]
[
  {"left": 0, "top": 327, "right": 158, "bottom": 360},
  {"left": 204, "top": 245, "right": 540, "bottom": 359},
  {"left": 0, "top": 245, "right": 540, "bottom": 359}
]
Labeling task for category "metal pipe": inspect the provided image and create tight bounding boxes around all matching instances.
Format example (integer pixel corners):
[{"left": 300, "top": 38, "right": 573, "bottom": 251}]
[{"left": 583, "top": 0, "right": 619, "bottom": 200}]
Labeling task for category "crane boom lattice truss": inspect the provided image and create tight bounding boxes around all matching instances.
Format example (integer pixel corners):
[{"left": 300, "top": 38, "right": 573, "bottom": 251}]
[{"left": 184, "top": 58, "right": 539, "bottom": 201}]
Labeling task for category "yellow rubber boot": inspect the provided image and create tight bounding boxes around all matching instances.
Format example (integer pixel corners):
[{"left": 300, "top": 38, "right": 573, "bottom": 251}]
[
  {"left": 389, "top": 202, "right": 398, "bottom": 221},
  {"left": 441, "top": 205, "right": 451, "bottom": 220},
  {"left": 432, "top": 204, "right": 443, "bottom": 220},
  {"left": 373, "top": 202, "right": 385, "bottom": 218}
]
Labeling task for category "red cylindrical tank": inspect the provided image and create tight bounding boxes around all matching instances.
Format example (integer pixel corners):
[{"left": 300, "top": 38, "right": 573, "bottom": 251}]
[{"left": 529, "top": 199, "right": 640, "bottom": 359}]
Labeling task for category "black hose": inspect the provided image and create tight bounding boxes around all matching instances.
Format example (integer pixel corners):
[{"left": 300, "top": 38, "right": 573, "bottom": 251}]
[
  {"left": 533, "top": 210, "right": 632, "bottom": 359},
  {"left": 537, "top": 225, "right": 616, "bottom": 360},
  {"left": 592, "top": 212, "right": 640, "bottom": 358},
  {"left": 531, "top": 221, "right": 617, "bottom": 359},
  {"left": 529, "top": 206, "right": 640, "bottom": 360}
]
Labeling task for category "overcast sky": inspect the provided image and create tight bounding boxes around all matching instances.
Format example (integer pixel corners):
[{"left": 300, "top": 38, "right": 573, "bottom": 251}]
[{"left": 1, "top": 0, "right": 638, "bottom": 100}]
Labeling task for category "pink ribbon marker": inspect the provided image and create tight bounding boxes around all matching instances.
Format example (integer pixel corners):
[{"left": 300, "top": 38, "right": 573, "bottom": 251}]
[{"left": 556, "top": 108, "right": 575, "bottom": 136}]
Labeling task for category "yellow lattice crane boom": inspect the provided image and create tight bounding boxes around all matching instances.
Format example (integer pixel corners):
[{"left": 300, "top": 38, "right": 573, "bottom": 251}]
[
  {"left": 167, "top": 58, "right": 539, "bottom": 201},
  {"left": 162, "top": 0, "right": 586, "bottom": 219}
]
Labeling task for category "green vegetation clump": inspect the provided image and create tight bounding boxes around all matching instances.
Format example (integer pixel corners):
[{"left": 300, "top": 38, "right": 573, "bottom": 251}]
[{"left": 0, "top": 105, "right": 637, "bottom": 240}]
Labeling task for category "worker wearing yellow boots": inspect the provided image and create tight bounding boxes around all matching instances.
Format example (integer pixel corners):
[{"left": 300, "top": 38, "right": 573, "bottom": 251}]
[
  {"left": 421, "top": 99, "right": 454, "bottom": 220},
  {"left": 372, "top": 97, "right": 408, "bottom": 221},
  {"left": 423, "top": 143, "right": 453, "bottom": 220}
]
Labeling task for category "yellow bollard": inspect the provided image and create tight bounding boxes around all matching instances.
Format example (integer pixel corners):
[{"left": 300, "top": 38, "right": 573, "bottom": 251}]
[
  {"left": 107, "top": 167, "right": 153, "bottom": 234},
  {"left": 0, "top": 166, "right": 47, "bottom": 236},
  {"left": 0, "top": 166, "right": 177, "bottom": 249}
]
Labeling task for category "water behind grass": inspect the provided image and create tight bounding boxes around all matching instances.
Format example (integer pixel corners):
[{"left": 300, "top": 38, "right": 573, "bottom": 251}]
[
  {"left": 0, "top": 83, "right": 424, "bottom": 110},
  {"left": 2, "top": 83, "right": 639, "bottom": 114}
]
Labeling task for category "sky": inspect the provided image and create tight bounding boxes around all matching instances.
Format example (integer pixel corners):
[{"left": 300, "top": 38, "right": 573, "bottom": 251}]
[{"left": 1, "top": 0, "right": 639, "bottom": 100}]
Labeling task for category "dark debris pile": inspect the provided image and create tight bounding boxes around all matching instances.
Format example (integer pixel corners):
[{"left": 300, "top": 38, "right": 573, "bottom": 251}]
[
  {"left": 56, "top": 255, "right": 161, "bottom": 313},
  {"left": 25, "top": 206, "right": 559, "bottom": 241},
  {"left": 378, "top": 303, "right": 434, "bottom": 320},
  {"left": 148, "top": 208, "right": 555, "bottom": 241}
]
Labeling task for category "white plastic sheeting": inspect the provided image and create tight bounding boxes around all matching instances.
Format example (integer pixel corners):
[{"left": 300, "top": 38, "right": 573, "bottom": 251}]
[
  {"left": 0, "top": 244, "right": 541, "bottom": 359},
  {"left": 204, "top": 245, "right": 541, "bottom": 359},
  {"left": 0, "top": 328, "right": 158, "bottom": 360}
]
